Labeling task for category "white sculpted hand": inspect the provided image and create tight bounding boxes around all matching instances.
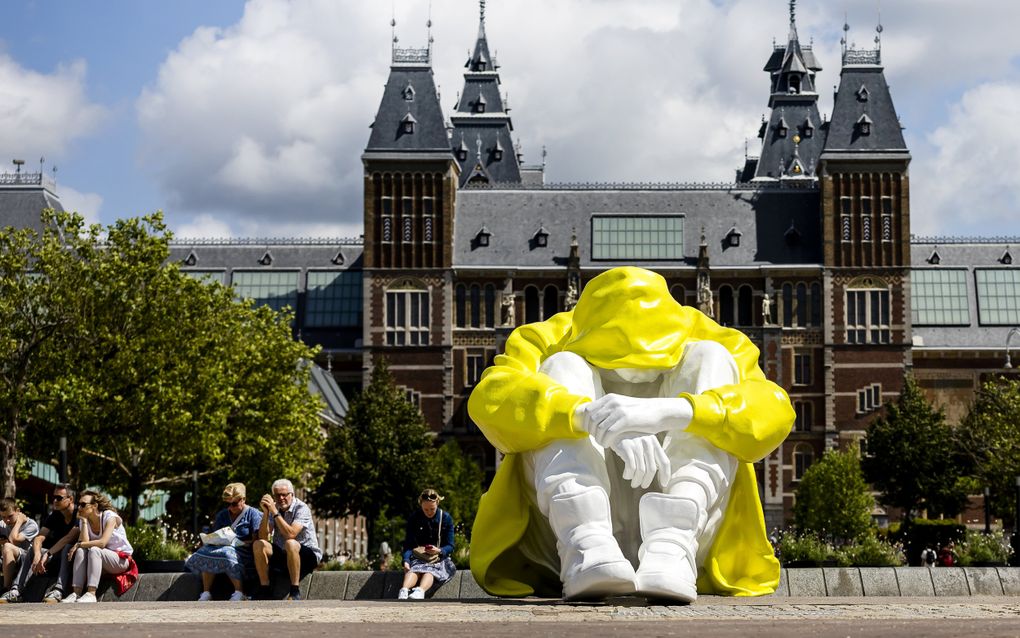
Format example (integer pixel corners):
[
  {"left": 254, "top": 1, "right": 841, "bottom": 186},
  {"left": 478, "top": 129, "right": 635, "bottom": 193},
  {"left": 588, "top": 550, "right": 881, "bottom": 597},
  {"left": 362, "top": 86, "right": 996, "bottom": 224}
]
[
  {"left": 610, "top": 433, "right": 671, "bottom": 489},
  {"left": 578, "top": 394, "right": 693, "bottom": 448}
]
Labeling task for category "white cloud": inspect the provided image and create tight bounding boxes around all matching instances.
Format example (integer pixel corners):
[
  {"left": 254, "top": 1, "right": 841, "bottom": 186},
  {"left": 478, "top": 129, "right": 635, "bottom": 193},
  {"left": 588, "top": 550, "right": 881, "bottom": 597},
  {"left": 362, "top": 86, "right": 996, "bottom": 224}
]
[
  {"left": 0, "top": 54, "right": 105, "bottom": 159},
  {"left": 911, "top": 82, "right": 1020, "bottom": 237},
  {"left": 57, "top": 183, "right": 104, "bottom": 227},
  {"left": 171, "top": 212, "right": 361, "bottom": 242},
  {"left": 138, "top": 0, "right": 1020, "bottom": 237}
]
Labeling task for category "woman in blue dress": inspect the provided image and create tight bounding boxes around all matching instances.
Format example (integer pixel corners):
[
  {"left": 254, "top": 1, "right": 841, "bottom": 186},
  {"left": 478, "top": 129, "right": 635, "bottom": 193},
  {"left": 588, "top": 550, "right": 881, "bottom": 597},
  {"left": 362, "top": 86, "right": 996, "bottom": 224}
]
[
  {"left": 185, "top": 483, "right": 262, "bottom": 601},
  {"left": 398, "top": 488, "right": 456, "bottom": 600}
]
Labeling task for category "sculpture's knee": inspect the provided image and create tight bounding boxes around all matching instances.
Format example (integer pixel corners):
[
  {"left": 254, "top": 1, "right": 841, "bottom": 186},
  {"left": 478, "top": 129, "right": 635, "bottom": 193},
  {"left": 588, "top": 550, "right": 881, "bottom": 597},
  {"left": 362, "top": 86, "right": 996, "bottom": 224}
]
[
  {"left": 533, "top": 438, "right": 609, "bottom": 507},
  {"left": 663, "top": 341, "right": 739, "bottom": 396},
  {"left": 539, "top": 352, "right": 602, "bottom": 397}
]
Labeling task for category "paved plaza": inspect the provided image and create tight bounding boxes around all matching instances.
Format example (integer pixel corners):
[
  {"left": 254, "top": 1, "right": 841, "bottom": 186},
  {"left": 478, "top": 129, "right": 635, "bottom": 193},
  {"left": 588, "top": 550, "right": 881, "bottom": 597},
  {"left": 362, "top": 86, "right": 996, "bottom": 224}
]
[{"left": 4, "top": 598, "right": 1020, "bottom": 637}]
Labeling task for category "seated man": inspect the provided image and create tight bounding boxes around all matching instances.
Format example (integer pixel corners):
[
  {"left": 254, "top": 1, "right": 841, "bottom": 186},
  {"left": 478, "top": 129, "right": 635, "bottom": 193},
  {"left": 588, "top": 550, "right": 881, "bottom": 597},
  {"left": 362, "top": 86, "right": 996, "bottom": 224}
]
[
  {"left": 0, "top": 485, "right": 78, "bottom": 603},
  {"left": 0, "top": 498, "right": 40, "bottom": 602},
  {"left": 468, "top": 267, "right": 794, "bottom": 601},
  {"left": 253, "top": 479, "right": 321, "bottom": 601}
]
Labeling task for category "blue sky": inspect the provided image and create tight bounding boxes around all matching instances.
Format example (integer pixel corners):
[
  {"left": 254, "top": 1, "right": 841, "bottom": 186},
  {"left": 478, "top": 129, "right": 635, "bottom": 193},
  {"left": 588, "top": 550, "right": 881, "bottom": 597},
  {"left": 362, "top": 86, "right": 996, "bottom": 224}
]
[{"left": 2, "top": 0, "right": 1019, "bottom": 240}]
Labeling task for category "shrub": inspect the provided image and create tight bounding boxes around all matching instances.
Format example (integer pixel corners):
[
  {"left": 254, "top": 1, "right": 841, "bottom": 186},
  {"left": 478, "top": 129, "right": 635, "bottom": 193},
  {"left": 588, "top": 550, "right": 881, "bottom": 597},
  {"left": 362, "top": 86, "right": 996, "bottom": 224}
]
[
  {"left": 956, "top": 529, "right": 1014, "bottom": 566},
  {"left": 776, "top": 531, "right": 837, "bottom": 565},
  {"left": 794, "top": 447, "right": 875, "bottom": 543},
  {"left": 836, "top": 534, "right": 905, "bottom": 567},
  {"left": 126, "top": 522, "right": 190, "bottom": 561}
]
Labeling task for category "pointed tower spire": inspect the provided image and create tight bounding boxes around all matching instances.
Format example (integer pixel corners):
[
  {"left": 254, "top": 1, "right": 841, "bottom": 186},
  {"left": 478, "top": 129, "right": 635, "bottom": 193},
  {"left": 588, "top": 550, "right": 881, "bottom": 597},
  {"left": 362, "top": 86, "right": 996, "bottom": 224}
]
[{"left": 450, "top": 0, "right": 523, "bottom": 186}]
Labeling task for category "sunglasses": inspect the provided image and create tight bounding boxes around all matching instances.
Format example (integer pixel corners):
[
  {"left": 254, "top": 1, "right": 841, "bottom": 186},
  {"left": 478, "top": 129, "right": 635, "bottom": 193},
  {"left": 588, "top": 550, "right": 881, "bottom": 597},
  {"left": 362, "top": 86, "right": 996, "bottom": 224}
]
[
  {"left": 77, "top": 501, "right": 93, "bottom": 508},
  {"left": 51, "top": 495, "right": 69, "bottom": 502},
  {"left": 420, "top": 493, "right": 439, "bottom": 501},
  {"left": 225, "top": 500, "right": 243, "bottom": 507}
]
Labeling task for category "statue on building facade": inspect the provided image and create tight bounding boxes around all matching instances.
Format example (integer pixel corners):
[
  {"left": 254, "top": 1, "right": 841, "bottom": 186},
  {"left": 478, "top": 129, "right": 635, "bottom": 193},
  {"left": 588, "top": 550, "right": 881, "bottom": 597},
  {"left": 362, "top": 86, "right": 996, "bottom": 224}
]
[
  {"left": 761, "top": 292, "right": 773, "bottom": 325},
  {"left": 467, "top": 267, "right": 794, "bottom": 602}
]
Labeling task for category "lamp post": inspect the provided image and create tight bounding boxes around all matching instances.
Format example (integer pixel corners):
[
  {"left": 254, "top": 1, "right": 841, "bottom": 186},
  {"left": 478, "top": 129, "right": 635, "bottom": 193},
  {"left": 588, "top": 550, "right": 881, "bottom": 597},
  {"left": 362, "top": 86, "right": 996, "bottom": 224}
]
[
  {"left": 58, "top": 436, "right": 67, "bottom": 484},
  {"left": 984, "top": 486, "right": 992, "bottom": 534},
  {"left": 1004, "top": 327, "right": 1020, "bottom": 368}
]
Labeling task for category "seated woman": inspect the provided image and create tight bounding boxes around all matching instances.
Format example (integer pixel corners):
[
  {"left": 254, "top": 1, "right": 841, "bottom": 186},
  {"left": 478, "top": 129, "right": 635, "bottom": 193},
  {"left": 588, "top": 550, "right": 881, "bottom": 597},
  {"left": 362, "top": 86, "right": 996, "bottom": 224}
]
[
  {"left": 398, "top": 488, "right": 456, "bottom": 600},
  {"left": 63, "top": 490, "right": 133, "bottom": 604},
  {"left": 185, "top": 482, "right": 262, "bottom": 601}
]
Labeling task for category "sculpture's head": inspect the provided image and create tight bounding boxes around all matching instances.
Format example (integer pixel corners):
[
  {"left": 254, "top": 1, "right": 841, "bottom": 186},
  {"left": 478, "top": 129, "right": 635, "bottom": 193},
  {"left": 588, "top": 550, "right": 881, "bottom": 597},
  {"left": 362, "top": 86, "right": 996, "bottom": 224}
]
[{"left": 563, "top": 266, "right": 693, "bottom": 370}]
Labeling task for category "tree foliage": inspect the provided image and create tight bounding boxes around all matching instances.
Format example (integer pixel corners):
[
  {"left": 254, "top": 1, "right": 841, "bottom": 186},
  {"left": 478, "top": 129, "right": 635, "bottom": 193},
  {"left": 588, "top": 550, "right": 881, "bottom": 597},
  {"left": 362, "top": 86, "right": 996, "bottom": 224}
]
[
  {"left": 957, "top": 377, "right": 1020, "bottom": 526},
  {"left": 794, "top": 446, "right": 874, "bottom": 542},
  {"left": 862, "top": 375, "right": 968, "bottom": 519},
  {"left": 311, "top": 359, "right": 432, "bottom": 544},
  {"left": 4, "top": 211, "right": 325, "bottom": 516}
]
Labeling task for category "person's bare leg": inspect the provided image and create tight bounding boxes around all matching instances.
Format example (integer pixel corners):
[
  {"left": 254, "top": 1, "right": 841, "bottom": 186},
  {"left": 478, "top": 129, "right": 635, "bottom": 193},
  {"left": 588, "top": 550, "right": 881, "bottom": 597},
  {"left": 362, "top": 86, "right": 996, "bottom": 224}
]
[
  {"left": 418, "top": 573, "right": 435, "bottom": 591},
  {"left": 201, "top": 572, "right": 215, "bottom": 593},
  {"left": 253, "top": 540, "right": 272, "bottom": 586},
  {"left": 285, "top": 540, "right": 301, "bottom": 586}
]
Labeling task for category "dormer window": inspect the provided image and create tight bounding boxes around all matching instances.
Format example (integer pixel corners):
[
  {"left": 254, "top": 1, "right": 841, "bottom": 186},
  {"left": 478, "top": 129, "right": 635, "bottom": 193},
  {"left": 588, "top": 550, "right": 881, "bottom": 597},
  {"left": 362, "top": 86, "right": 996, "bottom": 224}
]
[
  {"left": 784, "top": 221, "right": 801, "bottom": 246},
  {"left": 533, "top": 227, "right": 549, "bottom": 248},
  {"left": 183, "top": 251, "right": 198, "bottom": 267},
  {"left": 493, "top": 139, "right": 504, "bottom": 161},
  {"left": 456, "top": 139, "right": 469, "bottom": 162},
  {"left": 803, "top": 118, "right": 814, "bottom": 138},
  {"left": 726, "top": 226, "right": 742, "bottom": 248},
  {"left": 789, "top": 75, "right": 801, "bottom": 94},
  {"left": 1002, "top": 249, "right": 1013, "bottom": 265},
  {"left": 927, "top": 249, "right": 941, "bottom": 265},
  {"left": 402, "top": 82, "right": 415, "bottom": 102},
  {"left": 475, "top": 93, "right": 487, "bottom": 114},
  {"left": 401, "top": 112, "right": 417, "bottom": 134},
  {"left": 776, "top": 117, "right": 788, "bottom": 138},
  {"left": 475, "top": 227, "right": 491, "bottom": 248},
  {"left": 856, "top": 113, "right": 872, "bottom": 136},
  {"left": 856, "top": 85, "right": 870, "bottom": 102}
]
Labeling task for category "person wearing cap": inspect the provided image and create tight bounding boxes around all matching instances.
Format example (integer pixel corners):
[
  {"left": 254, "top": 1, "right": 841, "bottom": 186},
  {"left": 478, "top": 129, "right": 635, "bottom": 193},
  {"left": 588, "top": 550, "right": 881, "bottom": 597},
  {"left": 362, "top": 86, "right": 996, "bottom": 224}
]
[
  {"left": 398, "top": 488, "right": 456, "bottom": 600},
  {"left": 184, "top": 482, "right": 262, "bottom": 601}
]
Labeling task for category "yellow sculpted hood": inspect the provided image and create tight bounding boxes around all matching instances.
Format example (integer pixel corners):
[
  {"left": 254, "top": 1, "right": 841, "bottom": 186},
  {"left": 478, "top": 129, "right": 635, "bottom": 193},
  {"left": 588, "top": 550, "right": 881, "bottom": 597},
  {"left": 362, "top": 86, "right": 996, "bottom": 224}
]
[{"left": 563, "top": 266, "right": 692, "bottom": 370}]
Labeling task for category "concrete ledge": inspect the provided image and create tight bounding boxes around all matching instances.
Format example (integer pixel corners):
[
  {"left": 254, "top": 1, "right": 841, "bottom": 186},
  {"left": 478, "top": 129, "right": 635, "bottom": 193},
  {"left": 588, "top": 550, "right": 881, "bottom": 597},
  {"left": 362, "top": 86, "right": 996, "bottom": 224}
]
[{"left": 11, "top": 568, "right": 1020, "bottom": 602}]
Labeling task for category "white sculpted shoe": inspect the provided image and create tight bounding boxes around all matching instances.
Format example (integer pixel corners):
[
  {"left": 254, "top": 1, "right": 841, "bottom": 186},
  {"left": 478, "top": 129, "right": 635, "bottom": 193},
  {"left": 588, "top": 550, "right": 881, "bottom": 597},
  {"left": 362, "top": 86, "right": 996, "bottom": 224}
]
[
  {"left": 634, "top": 493, "right": 700, "bottom": 603},
  {"left": 548, "top": 487, "right": 636, "bottom": 600}
]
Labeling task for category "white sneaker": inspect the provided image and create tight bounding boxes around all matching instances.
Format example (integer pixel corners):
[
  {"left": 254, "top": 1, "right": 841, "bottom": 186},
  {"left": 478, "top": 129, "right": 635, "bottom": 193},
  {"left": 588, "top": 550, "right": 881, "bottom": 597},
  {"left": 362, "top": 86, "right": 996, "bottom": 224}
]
[
  {"left": 43, "top": 589, "right": 63, "bottom": 604},
  {"left": 61, "top": 592, "right": 79, "bottom": 604},
  {"left": 409, "top": 587, "right": 425, "bottom": 600},
  {"left": 397, "top": 587, "right": 410, "bottom": 600},
  {"left": 228, "top": 591, "right": 245, "bottom": 602},
  {"left": 198, "top": 591, "right": 213, "bottom": 602},
  {"left": 76, "top": 592, "right": 98, "bottom": 603}
]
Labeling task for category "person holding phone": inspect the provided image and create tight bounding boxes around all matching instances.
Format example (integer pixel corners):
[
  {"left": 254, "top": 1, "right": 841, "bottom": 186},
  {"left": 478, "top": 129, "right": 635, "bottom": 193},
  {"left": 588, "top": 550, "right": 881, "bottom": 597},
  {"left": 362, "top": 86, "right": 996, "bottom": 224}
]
[{"left": 398, "top": 488, "right": 455, "bottom": 600}]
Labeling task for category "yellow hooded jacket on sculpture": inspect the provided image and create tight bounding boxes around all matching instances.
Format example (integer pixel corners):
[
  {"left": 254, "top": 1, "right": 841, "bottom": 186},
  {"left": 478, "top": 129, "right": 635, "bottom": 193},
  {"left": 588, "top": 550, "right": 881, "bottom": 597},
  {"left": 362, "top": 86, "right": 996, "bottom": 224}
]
[{"left": 467, "top": 267, "right": 795, "bottom": 598}]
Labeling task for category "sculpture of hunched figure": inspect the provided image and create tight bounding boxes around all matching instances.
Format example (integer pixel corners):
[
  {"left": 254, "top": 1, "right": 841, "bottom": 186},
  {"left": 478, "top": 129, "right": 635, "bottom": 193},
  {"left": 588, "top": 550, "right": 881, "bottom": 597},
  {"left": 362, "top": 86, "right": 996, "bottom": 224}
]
[
  {"left": 565, "top": 277, "right": 579, "bottom": 310},
  {"left": 761, "top": 292, "right": 773, "bottom": 325},
  {"left": 467, "top": 267, "right": 794, "bottom": 602}
]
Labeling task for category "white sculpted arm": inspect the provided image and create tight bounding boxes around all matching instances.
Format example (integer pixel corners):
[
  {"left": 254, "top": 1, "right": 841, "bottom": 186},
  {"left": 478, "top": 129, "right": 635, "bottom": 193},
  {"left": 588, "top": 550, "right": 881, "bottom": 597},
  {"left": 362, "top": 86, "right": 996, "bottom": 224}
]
[
  {"left": 608, "top": 433, "right": 671, "bottom": 490},
  {"left": 576, "top": 394, "right": 693, "bottom": 448}
]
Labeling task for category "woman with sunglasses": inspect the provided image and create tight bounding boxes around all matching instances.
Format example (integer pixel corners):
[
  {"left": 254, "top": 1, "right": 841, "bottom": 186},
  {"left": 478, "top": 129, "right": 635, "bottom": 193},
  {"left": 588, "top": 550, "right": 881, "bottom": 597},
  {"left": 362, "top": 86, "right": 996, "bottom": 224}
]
[
  {"left": 184, "top": 483, "right": 262, "bottom": 601},
  {"left": 398, "top": 488, "right": 456, "bottom": 600},
  {"left": 62, "top": 490, "right": 133, "bottom": 603}
]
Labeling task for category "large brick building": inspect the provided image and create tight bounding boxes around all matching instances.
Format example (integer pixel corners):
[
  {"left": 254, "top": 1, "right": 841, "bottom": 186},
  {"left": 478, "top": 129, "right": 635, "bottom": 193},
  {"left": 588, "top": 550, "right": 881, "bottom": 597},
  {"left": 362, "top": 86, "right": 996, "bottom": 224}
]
[{"left": 4, "top": 1, "right": 1017, "bottom": 530}]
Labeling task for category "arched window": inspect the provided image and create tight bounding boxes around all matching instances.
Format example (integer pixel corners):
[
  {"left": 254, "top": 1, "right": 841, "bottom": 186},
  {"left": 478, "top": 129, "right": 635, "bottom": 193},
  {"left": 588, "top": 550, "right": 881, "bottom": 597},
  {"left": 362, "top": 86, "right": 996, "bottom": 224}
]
[
  {"left": 794, "top": 444, "right": 814, "bottom": 480},
  {"left": 543, "top": 286, "right": 559, "bottom": 320},
  {"left": 484, "top": 284, "right": 496, "bottom": 328},
  {"left": 719, "top": 285, "right": 734, "bottom": 327},
  {"left": 782, "top": 283, "right": 793, "bottom": 327},
  {"left": 524, "top": 286, "right": 540, "bottom": 324},
  {"left": 738, "top": 285, "right": 753, "bottom": 326},
  {"left": 670, "top": 284, "right": 686, "bottom": 306},
  {"left": 796, "top": 283, "right": 808, "bottom": 327},
  {"left": 455, "top": 284, "right": 466, "bottom": 328},
  {"left": 810, "top": 282, "right": 822, "bottom": 326},
  {"left": 470, "top": 284, "right": 481, "bottom": 328}
]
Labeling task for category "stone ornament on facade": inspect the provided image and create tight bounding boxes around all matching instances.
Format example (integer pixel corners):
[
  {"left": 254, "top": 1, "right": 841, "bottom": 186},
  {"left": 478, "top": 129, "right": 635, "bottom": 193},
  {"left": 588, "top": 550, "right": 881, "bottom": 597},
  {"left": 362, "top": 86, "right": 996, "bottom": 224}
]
[
  {"left": 761, "top": 292, "right": 773, "bottom": 325},
  {"left": 697, "top": 275, "right": 714, "bottom": 318},
  {"left": 467, "top": 267, "right": 794, "bottom": 602},
  {"left": 500, "top": 290, "right": 516, "bottom": 327}
]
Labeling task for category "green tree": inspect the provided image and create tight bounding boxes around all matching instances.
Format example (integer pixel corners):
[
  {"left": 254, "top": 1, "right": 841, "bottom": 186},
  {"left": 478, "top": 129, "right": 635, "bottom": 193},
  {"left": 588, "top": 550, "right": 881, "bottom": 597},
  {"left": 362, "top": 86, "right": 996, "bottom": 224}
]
[
  {"left": 795, "top": 446, "right": 874, "bottom": 542},
  {"left": 957, "top": 377, "right": 1020, "bottom": 527},
  {"left": 423, "top": 440, "right": 483, "bottom": 538},
  {"left": 7, "top": 211, "right": 325, "bottom": 517},
  {"left": 311, "top": 358, "right": 432, "bottom": 545},
  {"left": 862, "top": 375, "right": 968, "bottom": 519}
]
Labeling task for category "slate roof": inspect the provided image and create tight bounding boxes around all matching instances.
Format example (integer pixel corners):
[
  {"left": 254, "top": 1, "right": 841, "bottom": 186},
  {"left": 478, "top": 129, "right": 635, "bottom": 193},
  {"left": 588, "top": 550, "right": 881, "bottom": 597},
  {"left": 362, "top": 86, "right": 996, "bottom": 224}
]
[
  {"left": 910, "top": 239, "right": 1020, "bottom": 349},
  {"left": 0, "top": 176, "right": 64, "bottom": 235},
  {"left": 822, "top": 53, "right": 907, "bottom": 155},
  {"left": 364, "top": 51, "right": 452, "bottom": 156},
  {"left": 452, "top": 185, "right": 822, "bottom": 269},
  {"left": 308, "top": 362, "right": 349, "bottom": 426},
  {"left": 753, "top": 100, "right": 825, "bottom": 180}
]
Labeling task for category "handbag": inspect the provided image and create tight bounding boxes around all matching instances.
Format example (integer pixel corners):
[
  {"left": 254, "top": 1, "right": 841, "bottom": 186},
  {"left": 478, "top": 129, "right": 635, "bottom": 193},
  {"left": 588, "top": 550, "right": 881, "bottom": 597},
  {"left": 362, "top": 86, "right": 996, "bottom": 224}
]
[
  {"left": 200, "top": 526, "right": 239, "bottom": 547},
  {"left": 411, "top": 509, "right": 443, "bottom": 564}
]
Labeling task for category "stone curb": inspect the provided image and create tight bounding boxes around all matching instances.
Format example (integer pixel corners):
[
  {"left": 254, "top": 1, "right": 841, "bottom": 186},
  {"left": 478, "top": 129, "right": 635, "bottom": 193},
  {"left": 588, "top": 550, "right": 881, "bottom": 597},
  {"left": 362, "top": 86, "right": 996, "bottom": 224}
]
[{"left": 15, "top": 568, "right": 1020, "bottom": 602}]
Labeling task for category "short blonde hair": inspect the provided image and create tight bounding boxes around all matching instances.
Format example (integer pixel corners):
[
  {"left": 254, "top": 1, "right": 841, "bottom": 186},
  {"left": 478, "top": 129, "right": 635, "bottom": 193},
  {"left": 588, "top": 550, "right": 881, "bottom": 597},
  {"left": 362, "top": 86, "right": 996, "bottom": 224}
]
[{"left": 222, "top": 483, "right": 246, "bottom": 501}]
